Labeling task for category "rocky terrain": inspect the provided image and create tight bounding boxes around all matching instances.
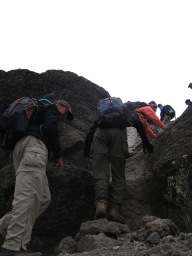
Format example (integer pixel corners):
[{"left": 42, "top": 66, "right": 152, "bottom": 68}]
[{"left": 0, "top": 69, "right": 192, "bottom": 255}]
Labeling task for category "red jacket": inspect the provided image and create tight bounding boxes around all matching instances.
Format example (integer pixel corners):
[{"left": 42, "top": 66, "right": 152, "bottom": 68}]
[{"left": 135, "top": 106, "right": 166, "bottom": 138}]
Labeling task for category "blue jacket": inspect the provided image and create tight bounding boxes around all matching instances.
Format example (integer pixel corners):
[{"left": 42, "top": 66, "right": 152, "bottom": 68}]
[
  {"left": 160, "top": 106, "right": 169, "bottom": 121},
  {"left": 160, "top": 105, "right": 175, "bottom": 121}
]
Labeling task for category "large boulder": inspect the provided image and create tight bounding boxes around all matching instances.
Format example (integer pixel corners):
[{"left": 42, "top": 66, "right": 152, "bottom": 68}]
[
  {"left": 0, "top": 69, "right": 109, "bottom": 253},
  {"left": 1, "top": 69, "right": 192, "bottom": 255}
]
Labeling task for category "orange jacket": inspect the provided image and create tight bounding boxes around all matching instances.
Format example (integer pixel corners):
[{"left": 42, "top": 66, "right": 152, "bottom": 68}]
[{"left": 135, "top": 106, "right": 166, "bottom": 138}]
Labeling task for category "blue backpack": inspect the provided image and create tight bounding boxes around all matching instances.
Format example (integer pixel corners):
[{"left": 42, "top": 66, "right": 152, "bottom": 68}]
[
  {"left": 97, "top": 97, "right": 125, "bottom": 129},
  {"left": 98, "top": 97, "right": 124, "bottom": 116}
]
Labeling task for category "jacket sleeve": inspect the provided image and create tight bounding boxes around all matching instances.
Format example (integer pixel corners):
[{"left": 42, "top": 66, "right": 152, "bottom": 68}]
[
  {"left": 131, "top": 112, "right": 154, "bottom": 153},
  {"left": 84, "top": 110, "right": 100, "bottom": 156},
  {"left": 143, "top": 121, "right": 157, "bottom": 138},
  {"left": 132, "top": 114, "right": 150, "bottom": 143},
  {"left": 42, "top": 106, "right": 62, "bottom": 159},
  {"left": 138, "top": 106, "right": 166, "bottom": 130}
]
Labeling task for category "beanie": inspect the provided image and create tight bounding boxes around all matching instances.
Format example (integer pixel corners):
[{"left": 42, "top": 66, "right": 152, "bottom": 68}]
[{"left": 148, "top": 101, "right": 157, "bottom": 109}]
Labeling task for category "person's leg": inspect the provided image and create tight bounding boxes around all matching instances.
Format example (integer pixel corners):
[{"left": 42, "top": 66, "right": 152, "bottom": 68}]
[
  {"left": 126, "top": 127, "right": 138, "bottom": 154},
  {"left": 107, "top": 128, "right": 127, "bottom": 223},
  {"left": 109, "top": 157, "right": 126, "bottom": 211},
  {"left": 37, "top": 174, "right": 51, "bottom": 218},
  {"left": 0, "top": 213, "right": 12, "bottom": 238},
  {"left": 107, "top": 157, "right": 126, "bottom": 224},
  {"left": 2, "top": 136, "right": 49, "bottom": 251},
  {"left": 165, "top": 116, "right": 171, "bottom": 125},
  {"left": 92, "top": 129, "right": 110, "bottom": 218},
  {"left": 13, "top": 136, "right": 51, "bottom": 219},
  {"left": 162, "top": 115, "right": 168, "bottom": 124},
  {"left": 92, "top": 154, "right": 110, "bottom": 206}
]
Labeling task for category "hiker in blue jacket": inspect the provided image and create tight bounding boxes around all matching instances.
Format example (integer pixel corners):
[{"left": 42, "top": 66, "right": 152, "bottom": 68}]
[
  {"left": 0, "top": 100, "right": 74, "bottom": 256},
  {"left": 84, "top": 97, "right": 153, "bottom": 225},
  {"left": 185, "top": 99, "right": 192, "bottom": 107},
  {"left": 158, "top": 104, "right": 175, "bottom": 124}
]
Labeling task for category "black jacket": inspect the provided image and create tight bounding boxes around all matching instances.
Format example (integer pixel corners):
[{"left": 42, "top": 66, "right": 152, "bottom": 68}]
[{"left": 27, "top": 104, "right": 62, "bottom": 159}]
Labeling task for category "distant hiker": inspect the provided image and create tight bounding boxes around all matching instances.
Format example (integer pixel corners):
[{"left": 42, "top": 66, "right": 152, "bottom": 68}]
[
  {"left": 0, "top": 100, "right": 74, "bottom": 255},
  {"left": 84, "top": 96, "right": 153, "bottom": 225},
  {"left": 158, "top": 103, "right": 175, "bottom": 124},
  {"left": 136, "top": 101, "right": 166, "bottom": 139},
  {"left": 185, "top": 99, "right": 192, "bottom": 107},
  {"left": 126, "top": 100, "right": 166, "bottom": 152},
  {"left": 188, "top": 83, "right": 192, "bottom": 89}
]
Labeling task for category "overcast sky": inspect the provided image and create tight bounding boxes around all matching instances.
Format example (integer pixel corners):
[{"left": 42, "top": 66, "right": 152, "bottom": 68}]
[{"left": 1, "top": 0, "right": 192, "bottom": 118}]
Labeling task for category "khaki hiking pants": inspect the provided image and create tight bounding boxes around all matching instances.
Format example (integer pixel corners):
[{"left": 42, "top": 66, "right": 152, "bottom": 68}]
[
  {"left": 126, "top": 127, "right": 141, "bottom": 153},
  {"left": 1, "top": 135, "right": 50, "bottom": 251}
]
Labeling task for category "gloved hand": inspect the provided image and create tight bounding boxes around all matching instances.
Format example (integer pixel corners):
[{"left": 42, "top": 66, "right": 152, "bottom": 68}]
[
  {"left": 84, "top": 147, "right": 91, "bottom": 158},
  {"left": 143, "top": 142, "right": 154, "bottom": 153}
]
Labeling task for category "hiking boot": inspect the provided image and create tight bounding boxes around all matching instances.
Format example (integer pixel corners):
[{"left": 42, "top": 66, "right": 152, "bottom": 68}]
[
  {"left": 0, "top": 247, "right": 42, "bottom": 256},
  {"left": 0, "top": 247, "right": 15, "bottom": 256},
  {"left": 108, "top": 207, "right": 125, "bottom": 224},
  {"left": 95, "top": 200, "right": 106, "bottom": 219}
]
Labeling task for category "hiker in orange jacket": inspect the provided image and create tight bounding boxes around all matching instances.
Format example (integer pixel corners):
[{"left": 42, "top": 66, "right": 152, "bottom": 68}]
[{"left": 135, "top": 101, "right": 166, "bottom": 138}]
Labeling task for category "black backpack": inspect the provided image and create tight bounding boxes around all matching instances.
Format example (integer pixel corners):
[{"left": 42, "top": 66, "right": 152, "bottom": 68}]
[
  {"left": 124, "top": 101, "right": 148, "bottom": 110},
  {"left": 0, "top": 97, "right": 52, "bottom": 150},
  {"left": 165, "top": 105, "right": 175, "bottom": 119}
]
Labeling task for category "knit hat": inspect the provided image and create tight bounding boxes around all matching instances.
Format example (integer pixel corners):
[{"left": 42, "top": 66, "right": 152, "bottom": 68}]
[
  {"left": 148, "top": 101, "right": 157, "bottom": 109},
  {"left": 185, "top": 99, "right": 191, "bottom": 104}
]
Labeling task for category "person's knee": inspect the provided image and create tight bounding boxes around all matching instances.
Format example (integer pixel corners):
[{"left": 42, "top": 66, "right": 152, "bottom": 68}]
[{"left": 46, "top": 194, "right": 51, "bottom": 206}]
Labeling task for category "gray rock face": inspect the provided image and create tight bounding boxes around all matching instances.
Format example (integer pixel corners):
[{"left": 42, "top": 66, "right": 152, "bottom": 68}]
[
  {"left": 0, "top": 69, "right": 192, "bottom": 256},
  {"left": 124, "top": 107, "right": 192, "bottom": 232},
  {"left": 0, "top": 69, "right": 109, "bottom": 254}
]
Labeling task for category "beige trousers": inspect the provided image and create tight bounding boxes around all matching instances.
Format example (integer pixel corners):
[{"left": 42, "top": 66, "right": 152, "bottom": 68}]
[
  {"left": 1, "top": 135, "right": 50, "bottom": 251},
  {"left": 162, "top": 115, "right": 172, "bottom": 125},
  {"left": 126, "top": 127, "right": 141, "bottom": 153}
]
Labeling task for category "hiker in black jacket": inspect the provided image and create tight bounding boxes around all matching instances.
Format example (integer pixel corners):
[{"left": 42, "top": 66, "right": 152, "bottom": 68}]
[
  {"left": 84, "top": 100, "right": 153, "bottom": 224},
  {"left": 0, "top": 100, "right": 74, "bottom": 256},
  {"left": 158, "top": 104, "right": 175, "bottom": 124}
]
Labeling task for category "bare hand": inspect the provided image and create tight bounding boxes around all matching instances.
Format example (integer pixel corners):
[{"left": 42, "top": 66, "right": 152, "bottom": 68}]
[{"left": 54, "top": 157, "right": 63, "bottom": 171}]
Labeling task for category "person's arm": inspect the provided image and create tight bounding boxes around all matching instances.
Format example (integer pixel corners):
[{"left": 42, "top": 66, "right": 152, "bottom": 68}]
[
  {"left": 42, "top": 105, "right": 62, "bottom": 159},
  {"left": 132, "top": 114, "right": 154, "bottom": 153},
  {"left": 54, "top": 156, "right": 63, "bottom": 171},
  {"left": 139, "top": 106, "right": 166, "bottom": 130},
  {"left": 84, "top": 110, "right": 100, "bottom": 157},
  {"left": 84, "top": 122, "right": 97, "bottom": 157}
]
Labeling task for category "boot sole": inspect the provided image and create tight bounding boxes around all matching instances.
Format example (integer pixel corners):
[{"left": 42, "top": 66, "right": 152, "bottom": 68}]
[{"left": 95, "top": 210, "right": 106, "bottom": 219}]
